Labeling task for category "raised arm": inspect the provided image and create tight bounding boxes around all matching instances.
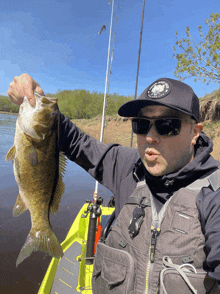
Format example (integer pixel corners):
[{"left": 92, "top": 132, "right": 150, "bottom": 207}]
[
  {"left": 58, "top": 112, "right": 139, "bottom": 194},
  {"left": 8, "top": 74, "right": 139, "bottom": 195}
]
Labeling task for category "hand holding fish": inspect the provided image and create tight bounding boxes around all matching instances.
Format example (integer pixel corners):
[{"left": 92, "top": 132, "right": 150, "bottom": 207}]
[{"left": 8, "top": 73, "right": 44, "bottom": 107}]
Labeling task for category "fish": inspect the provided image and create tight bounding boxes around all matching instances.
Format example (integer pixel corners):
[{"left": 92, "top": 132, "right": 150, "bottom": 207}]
[{"left": 6, "top": 92, "right": 66, "bottom": 266}]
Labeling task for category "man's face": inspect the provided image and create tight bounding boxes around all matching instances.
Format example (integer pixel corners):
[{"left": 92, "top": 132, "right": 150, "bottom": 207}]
[{"left": 136, "top": 105, "right": 203, "bottom": 177}]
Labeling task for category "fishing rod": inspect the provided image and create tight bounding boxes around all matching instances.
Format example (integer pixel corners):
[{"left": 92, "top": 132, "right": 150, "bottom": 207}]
[
  {"left": 93, "top": 0, "right": 115, "bottom": 199},
  {"left": 104, "top": 4, "right": 119, "bottom": 121},
  {"left": 86, "top": 0, "right": 116, "bottom": 265},
  {"left": 130, "top": 0, "right": 146, "bottom": 147}
]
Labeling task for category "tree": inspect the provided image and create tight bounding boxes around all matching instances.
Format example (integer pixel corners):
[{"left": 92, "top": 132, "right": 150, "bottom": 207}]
[{"left": 173, "top": 13, "right": 220, "bottom": 84}]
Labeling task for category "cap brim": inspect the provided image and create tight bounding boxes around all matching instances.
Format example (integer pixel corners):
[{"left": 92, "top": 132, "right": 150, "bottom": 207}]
[
  {"left": 118, "top": 99, "right": 198, "bottom": 121},
  {"left": 118, "top": 99, "right": 158, "bottom": 117}
]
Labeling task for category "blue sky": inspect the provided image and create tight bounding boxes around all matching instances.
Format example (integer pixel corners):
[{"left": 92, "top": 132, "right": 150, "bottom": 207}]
[{"left": 0, "top": 0, "right": 219, "bottom": 99}]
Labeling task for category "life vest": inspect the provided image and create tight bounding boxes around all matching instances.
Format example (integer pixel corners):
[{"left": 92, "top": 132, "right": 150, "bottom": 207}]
[{"left": 92, "top": 168, "right": 220, "bottom": 294}]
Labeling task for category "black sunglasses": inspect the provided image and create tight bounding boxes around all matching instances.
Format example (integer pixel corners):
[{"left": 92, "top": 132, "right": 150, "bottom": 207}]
[{"left": 132, "top": 117, "right": 192, "bottom": 137}]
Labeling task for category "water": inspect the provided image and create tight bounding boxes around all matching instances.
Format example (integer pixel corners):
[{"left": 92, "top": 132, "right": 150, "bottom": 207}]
[
  {"left": 0, "top": 113, "right": 112, "bottom": 206},
  {"left": 0, "top": 113, "right": 112, "bottom": 294}
]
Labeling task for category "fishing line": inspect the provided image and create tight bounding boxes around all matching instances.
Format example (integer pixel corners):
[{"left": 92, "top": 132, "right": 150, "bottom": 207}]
[{"left": 130, "top": 0, "right": 146, "bottom": 147}]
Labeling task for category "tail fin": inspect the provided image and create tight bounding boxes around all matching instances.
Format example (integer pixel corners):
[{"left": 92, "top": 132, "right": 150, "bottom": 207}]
[{"left": 16, "top": 228, "right": 63, "bottom": 267}]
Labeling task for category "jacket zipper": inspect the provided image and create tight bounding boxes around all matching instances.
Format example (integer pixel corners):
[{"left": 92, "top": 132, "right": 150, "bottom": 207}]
[{"left": 145, "top": 226, "right": 161, "bottom": 293}]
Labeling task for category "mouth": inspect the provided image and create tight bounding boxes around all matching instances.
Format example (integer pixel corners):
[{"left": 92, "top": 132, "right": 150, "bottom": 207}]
[
  {"left": 145, "top": 149, "right": 160, "bottom": 161},
  {"left": 146, "top": 149, "right": 160, "bottom": 156}
]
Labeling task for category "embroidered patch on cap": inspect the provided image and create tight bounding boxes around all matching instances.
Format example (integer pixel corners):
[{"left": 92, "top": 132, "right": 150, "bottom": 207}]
[{"left": 147, "top": 80, "right": 171, "bottom": 99}]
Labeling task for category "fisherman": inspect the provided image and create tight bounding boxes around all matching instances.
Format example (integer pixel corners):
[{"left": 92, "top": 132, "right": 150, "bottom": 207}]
[{"left": 8, "top": 74, "right": 220, "bottom": 293}]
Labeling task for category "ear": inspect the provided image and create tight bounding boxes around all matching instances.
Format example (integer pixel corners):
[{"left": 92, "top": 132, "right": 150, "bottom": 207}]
[{"left": 192, "top": 123, "right": 203, "bottom": 145}]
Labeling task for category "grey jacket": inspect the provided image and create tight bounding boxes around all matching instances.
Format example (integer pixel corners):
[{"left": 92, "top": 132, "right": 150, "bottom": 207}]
[{"left": 58, "top": 112, "right": 220, "bottom": 290}]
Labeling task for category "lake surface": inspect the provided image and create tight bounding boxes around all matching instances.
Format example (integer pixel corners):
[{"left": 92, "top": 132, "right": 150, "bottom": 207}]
[{"left": 0, "top": 113, "right": 112, "bottom": 294}]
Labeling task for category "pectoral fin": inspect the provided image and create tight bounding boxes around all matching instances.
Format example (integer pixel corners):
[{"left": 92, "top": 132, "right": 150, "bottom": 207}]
[
  {"left": 27, "top": 146, "right": 38, "bottom": 166},
  {"left": 13, "top": 194, "right": 28, "bottom": 217},
  {"left": 6, "top": 145, "right": 16, "bottom": 161},
  {"left": 49, "top": 152, "right": 66, "bottom": 214}
]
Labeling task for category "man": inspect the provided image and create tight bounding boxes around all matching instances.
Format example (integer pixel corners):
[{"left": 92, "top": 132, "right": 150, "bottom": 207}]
[{"left": 8, "top": 74, "right": 220, "bottom": 293}]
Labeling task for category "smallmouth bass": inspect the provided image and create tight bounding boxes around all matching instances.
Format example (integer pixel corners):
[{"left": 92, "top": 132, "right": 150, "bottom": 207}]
[{"left": 6, "top": 92, "right": 66, "bottom": 266}]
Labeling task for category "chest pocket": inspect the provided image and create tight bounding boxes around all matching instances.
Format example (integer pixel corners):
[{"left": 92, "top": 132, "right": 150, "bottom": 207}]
[
  {"left": 92, "top": 242, "right": 135, "bottom": 294},
  {"left": 171, "top": 211, "right": 192, "bottom": 234}
]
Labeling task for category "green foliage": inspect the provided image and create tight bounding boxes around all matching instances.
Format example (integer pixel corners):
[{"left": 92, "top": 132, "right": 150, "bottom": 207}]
[
  {"left": 50, "top": 90, "right": 132, "bottom": 119},
  {"left": 173, "top": 13, "right": 220, "bottom": 84},
  {"left": 0, "top": 96, "right": 19, "bottom": 113},
  {"left": 0, "top": 90, "right": 132, "bottom": 119}
]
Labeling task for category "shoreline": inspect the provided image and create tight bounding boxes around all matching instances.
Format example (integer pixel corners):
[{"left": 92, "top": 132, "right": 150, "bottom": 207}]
[
  {"left": 0, "top": 111, "right": 18, "bottom": 115},
  {"left": 1, "top": 111, "right": 219, "bottom": 161}
]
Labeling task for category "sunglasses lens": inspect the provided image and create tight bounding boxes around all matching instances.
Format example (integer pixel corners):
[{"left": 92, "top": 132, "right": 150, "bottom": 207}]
[
  {"left": 132, "top": 118, "right": 182, "bottom": 136},
  {"left": 155, "top": 119, "right": 181, "bottom": 136},
  {"left": 132, "top": 119, "right": 151, "bottom": 135}
]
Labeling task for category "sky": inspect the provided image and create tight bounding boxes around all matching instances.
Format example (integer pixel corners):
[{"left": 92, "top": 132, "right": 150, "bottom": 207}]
[{"left": 0, "top": 0, "right": 219, "bottom": 99}]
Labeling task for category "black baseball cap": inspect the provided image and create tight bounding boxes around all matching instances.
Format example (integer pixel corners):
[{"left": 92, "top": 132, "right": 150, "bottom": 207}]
[{"left": 118, "top": 78, "right": 200, "bottom": 122}]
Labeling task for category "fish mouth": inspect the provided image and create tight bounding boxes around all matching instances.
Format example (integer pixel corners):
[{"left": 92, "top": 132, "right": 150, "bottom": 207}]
[
  {"left": 18, "top": 93, "right": 58, "bottom": 140},
  {"left": 34, "top": 92, "right": 58, "bottom": 103},
  {"left": 21, "top": 92, "right": 58, "bottom": 112},
  {"left": 34, "top": 92, "right": 58, "bottom": 109}
]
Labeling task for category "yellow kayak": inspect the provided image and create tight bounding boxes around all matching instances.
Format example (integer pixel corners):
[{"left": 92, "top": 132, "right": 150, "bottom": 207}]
[{"left": 38, "top": 202, "right": 114, "bottom": 294}]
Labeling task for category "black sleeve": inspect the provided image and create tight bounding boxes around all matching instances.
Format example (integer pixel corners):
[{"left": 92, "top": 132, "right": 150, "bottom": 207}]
[
  {"left": 58, "top": 112, "right": 138, "bottom": 194},
  {"left": 196, "top": 186, "right": 220, "bottom": 290}
]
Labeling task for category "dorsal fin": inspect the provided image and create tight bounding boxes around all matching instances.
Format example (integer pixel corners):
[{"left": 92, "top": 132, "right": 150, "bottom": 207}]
[{"left": 49, "top": 152, "right": 66, "bottom": 214}]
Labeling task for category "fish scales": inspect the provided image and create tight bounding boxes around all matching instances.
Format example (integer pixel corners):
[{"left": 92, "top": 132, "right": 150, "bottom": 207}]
[{"left": 6, "top": 92, "right": 65, "bottom": 266}]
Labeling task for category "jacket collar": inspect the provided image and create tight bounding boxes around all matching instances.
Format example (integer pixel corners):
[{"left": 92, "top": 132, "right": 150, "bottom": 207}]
[{"left": 133, "top": 159, "right": 145, "bottom": 182}]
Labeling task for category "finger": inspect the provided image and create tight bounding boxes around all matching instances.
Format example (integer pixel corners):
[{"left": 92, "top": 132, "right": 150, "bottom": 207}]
[
  {"left": 7, "top": 82, "right": 23, "bottom": 105},
  {"left": 18, "top": 74, "right": 36, "bottom": 106},
  {"left": 25, "top": 88, "right": 36, "bottom": 107},
  {"left": 8, "top": 73, "right": 45, "bottom": 107},
  {"left": 8, "top": 92, "right": 21, "bottom": 106},
  {"left": 34, "top": 84, "right": 45, "bottom": 96},
  {"left": 27, "top": 82, "right": 44, "bottom": 107},
  {"left": 19, "top": 74, "right": 43, "bottom": 107}
]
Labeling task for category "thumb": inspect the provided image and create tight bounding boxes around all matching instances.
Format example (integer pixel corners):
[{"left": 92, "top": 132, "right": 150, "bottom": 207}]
[
  {"left": 25, "top": 88, "right": 35, "bottom": 107},
  {"left": 26, "top": 80, "right": 44, "bottom": 107}
]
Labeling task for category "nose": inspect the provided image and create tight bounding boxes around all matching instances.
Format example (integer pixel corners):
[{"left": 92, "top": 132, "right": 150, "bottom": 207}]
[{"left": 145, "top": 124, "right": 160, "bottom": 144}]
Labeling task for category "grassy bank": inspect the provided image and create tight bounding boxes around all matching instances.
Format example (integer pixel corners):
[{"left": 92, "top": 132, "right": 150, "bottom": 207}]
[
  {"left": 0, "top": 111, "right": 18, "bottom": 115},
  {"left": 72, "top": 114, "right": 137, "bottom": 147},
  {"left": 72, "top": 114, "right": 220, "bottom": 162}
]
